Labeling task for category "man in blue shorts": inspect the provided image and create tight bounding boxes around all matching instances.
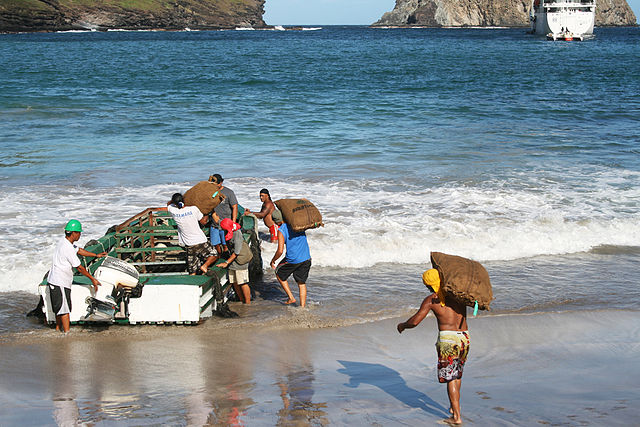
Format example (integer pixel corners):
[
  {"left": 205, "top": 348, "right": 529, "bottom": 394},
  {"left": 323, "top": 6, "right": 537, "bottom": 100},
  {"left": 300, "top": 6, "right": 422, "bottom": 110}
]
[
  {"left": 209, "top": 173, "right": 238, "bottom": 254},
  {"left": 47, "top": 219, "right": 106, "bottom": 333},
  {"left": 269, "top": 210, "right": 311, "bottom": 307}
]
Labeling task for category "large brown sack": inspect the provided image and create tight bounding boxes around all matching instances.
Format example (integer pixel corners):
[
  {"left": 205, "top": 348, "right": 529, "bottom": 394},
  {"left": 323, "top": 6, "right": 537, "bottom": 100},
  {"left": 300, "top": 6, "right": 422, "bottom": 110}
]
[
  {"left": 183, "top": 181, "right": 225, "bottom": 215},
  {"left": 275, "top": 199, "right": 323, "bottom": 232},
  {"left": 430, "top": 252, "right": 493, "bottom": 311}
]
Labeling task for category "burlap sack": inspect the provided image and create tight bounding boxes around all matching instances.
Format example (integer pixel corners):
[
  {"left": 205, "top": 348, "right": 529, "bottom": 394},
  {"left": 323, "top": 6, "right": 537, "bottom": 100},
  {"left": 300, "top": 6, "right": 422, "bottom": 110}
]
[
  {"left": 183, "top": 181, "right": 225, "bottom": 215},
  {"left": 274, "top": 199, "right": 323, "bottom": 232},
  {"left": 430, "top": 252, "right": 493, "bottom": 310}
]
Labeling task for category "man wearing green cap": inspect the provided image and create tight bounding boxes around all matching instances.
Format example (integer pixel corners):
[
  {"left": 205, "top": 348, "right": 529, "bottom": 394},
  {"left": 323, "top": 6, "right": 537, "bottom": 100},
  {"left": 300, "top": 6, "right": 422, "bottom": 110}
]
[{"left": 47, "top": 219, "right": 106, "bottom": 333}]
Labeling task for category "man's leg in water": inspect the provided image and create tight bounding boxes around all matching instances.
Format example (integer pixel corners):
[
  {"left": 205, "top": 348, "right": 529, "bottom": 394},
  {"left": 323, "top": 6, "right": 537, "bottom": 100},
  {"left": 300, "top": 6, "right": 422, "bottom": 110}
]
[
  {"left": 239, "top": 283, "right": 251, "bottom": 304},
  {"left": 297, "top": 283, "right": 307, "bottom": 308},
  {"left": 58, "top": 313, "right": 70, "bottom": 333},
  {"left": 446, "top": 379, "right": 462, "bottom": 424},
  {"left": 275, "top": 275, "right": 296, "bottom": 304}
]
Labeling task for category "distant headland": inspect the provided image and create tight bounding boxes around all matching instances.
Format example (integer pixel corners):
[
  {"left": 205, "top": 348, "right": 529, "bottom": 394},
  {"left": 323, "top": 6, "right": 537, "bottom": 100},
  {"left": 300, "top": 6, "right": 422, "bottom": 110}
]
[
  {"left": 0, "top": 0, "right": 267, "bottom": 33},
  {"left": 1, "top": 0, "right": 636, "bottom": 33},
  {"left": 372, "top": 0, "right": 637, "bottom": 28}
]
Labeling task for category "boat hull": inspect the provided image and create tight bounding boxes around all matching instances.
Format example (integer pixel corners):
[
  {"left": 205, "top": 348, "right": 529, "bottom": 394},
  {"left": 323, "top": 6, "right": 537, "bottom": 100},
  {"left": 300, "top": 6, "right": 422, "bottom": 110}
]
[
  {"left": 39, "top": 272, "right": 227, "bottom": 325},
  {"left": 530, "top": 0, "right": 595, "bottom": 38}
]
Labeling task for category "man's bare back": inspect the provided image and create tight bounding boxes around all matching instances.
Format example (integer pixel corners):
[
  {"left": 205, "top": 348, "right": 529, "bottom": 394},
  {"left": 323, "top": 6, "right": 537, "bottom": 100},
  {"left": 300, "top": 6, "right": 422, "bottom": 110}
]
[{"left": 397, "top": 293, "right": 467, "bottom": 333}]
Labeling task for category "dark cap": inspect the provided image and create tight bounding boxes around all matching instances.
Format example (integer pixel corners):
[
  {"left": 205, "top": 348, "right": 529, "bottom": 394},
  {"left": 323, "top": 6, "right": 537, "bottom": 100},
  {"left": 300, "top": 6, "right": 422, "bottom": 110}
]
[{"left": 171, "top": 193, "right": 184, "bottom": 208}]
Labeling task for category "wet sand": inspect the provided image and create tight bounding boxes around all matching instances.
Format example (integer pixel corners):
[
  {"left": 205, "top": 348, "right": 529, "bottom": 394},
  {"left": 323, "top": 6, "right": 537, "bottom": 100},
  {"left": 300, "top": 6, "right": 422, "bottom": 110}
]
[{"left": 1, "top": 309, "right": 639, "bottom": 425}]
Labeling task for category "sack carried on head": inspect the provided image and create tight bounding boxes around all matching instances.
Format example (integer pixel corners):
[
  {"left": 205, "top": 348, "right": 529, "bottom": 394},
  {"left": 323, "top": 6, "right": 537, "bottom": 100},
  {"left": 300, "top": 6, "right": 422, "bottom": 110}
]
[
  {"left": 274, "top": 199, "right": 323, "bottom": 232},
  {"left": 183, "top": 181, "right": 226, "bottom": 215},
  {"left": 430, "top": 252, "right": 493, "bottom": 310}
]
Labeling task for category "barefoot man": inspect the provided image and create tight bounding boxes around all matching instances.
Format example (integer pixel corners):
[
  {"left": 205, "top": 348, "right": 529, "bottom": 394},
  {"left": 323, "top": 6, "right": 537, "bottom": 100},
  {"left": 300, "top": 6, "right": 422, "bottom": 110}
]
[
  {"left": 397, "top": 269, "right": 470, "bottom": 425},
  {"left": 244, "top": 188, "right": 277, "bottom": 243},
  {"left": 47, "top": 219, "right": 106, "bottom": 333},
  {"left": 270, "top": 210, "right": 312, "bottom": 307}
]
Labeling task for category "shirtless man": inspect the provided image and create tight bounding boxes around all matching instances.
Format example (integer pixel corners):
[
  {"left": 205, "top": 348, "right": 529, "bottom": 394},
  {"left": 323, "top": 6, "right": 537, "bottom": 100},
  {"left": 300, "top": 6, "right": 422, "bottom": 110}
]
[
  {"left": 397, "top": 268, "right": 469, "bottom": 425},
  {"left": 244, "top": 189, "right": 277, "bottom": 243}
]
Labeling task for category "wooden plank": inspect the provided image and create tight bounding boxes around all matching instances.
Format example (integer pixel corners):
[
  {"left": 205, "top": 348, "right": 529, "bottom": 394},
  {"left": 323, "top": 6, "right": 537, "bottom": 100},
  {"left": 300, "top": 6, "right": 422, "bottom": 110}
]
[
  {"left": 131, "top": 261, "right": 185, "bottom": 266},
  {"left": 115, "top": 247, "right": 183, "bottom": 253}
]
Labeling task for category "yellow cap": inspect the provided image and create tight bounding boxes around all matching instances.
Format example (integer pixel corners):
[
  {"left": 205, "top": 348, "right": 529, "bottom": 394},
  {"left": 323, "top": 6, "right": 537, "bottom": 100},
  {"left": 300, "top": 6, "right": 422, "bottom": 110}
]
[{"left": 422, "top": 268, "right": 445, "bottom": 306}]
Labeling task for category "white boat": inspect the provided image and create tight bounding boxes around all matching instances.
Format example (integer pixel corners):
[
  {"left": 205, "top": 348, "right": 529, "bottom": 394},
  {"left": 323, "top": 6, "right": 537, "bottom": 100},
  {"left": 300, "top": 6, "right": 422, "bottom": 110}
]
[
  {"left": 34, "top": 207, "right": 262, "bottom": 325},
  {"left": 530, "top": 0, "right": 595, "bottom": 40}
]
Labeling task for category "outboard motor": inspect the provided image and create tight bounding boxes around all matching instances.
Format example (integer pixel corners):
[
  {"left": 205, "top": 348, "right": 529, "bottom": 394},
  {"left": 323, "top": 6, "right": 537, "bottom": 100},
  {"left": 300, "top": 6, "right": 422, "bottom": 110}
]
[{"left": 82, "top": 256, "right": 141, "bottom": 322}]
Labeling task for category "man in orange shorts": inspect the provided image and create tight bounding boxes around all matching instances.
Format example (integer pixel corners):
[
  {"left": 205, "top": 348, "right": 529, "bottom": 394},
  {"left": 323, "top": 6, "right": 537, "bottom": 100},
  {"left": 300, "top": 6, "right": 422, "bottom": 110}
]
[{"left": 244, "top": 188, "right": 278, "bottom": 243}]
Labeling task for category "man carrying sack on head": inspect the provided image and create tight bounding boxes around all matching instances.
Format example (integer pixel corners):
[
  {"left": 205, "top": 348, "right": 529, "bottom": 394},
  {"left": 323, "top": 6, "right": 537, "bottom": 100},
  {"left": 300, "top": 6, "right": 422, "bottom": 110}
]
[{"left": 397, "top": 268, "right": 470, "bottom": 425}]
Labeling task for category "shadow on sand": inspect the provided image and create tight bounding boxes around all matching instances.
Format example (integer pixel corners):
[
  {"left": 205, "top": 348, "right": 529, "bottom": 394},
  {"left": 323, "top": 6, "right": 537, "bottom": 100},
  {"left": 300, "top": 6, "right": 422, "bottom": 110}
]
[{"left": 337, "top": 360, "right": 448, "bottom": 418}]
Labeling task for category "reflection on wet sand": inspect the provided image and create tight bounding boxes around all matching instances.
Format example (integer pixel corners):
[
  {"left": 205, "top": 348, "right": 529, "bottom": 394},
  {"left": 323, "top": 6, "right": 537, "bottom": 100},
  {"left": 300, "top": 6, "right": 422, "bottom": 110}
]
[
  {"left": 50, "top": 340, "right": 79, "bottom": 426},
  {"left": 40, "top": 331, "right": 261, "bottom": 424},
  {"left": 272, "top": 331, "right": 328, "bottom": 426}
]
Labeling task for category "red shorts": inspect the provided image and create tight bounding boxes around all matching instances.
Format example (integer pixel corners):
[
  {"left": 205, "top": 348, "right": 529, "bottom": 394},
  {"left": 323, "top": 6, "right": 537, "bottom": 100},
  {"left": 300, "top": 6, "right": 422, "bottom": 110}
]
[{"left": 269, "top": 224, "right": 278, "bottom": 242}]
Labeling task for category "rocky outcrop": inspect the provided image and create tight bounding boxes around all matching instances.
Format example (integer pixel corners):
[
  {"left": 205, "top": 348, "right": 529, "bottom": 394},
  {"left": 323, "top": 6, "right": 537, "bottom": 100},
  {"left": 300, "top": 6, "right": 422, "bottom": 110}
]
[
  {"left": 596, "top": 0, "right": 637, "bottom": 25},
  {"left": 373, "top": 0, "right": 637, "bottom": 27},
  {"left": 0, "top": 0, "right": 266, "bottom": 33}
]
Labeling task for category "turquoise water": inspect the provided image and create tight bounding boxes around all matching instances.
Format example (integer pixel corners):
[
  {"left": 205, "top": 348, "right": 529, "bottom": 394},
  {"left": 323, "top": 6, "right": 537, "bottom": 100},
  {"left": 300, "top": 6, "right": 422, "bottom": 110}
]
[{"left": 0, "top": 26, "right": 639, "bottom": 325}]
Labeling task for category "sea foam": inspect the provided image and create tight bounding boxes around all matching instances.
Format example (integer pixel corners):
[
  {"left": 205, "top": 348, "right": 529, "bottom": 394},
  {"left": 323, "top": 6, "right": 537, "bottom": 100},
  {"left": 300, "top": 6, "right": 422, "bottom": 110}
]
[{"left": 2, "top": 171, "right": 638, "bottom": 294}]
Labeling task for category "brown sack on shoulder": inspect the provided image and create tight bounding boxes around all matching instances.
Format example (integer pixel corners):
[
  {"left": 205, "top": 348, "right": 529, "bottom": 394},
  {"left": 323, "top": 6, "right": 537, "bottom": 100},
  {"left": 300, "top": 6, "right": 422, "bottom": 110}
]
[
  {"left": 183, "top": 181, "right": 226, "bottom": 215},
  {"left": 430, "top": 252, "right": 494, "bottom": 311},
  {"left": 274, "top": 199, "right": 323, "bottom": 232}
]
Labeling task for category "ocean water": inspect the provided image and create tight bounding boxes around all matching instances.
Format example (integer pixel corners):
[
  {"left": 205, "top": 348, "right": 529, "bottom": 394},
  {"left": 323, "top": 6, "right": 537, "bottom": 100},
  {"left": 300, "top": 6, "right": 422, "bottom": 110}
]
[{"left": 0, "top": 26, "right": 639, "bottom": 334}]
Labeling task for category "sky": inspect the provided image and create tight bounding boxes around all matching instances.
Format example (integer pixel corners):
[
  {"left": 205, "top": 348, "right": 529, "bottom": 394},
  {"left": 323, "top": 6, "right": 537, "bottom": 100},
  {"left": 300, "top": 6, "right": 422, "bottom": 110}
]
[{"left": 263, "top": 0, "right": 640, "bottom": 25}]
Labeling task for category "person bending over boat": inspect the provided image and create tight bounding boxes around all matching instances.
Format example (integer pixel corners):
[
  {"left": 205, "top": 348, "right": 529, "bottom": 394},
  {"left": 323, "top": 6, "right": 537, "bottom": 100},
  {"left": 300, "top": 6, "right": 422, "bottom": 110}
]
[
  {"left": 161, "top": 193, "right": 218, "bottom": 275},
  {"left": 397, "top": 269, "right": 470, "bottom": 425},
  {"left": 47, "top": 219, "right": 106, "bottom": 333},
  {"left": 270, "top": 210, "right": 312, "bottom": 307},
  {"left": 209, "top": 174, "right": 238, "bottom": 255},
  {"left": 244, "top": 188, "right": 277, "bottom": 243},
  {"left": 217, "top": 218, "right": 253, "bottom": 304}
]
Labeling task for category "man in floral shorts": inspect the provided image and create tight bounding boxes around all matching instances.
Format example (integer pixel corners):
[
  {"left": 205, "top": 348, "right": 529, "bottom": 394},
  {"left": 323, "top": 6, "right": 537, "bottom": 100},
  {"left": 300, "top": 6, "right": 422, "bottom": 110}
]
[{"left": 397, "top": 268, "right": 469, "bottom": 425}]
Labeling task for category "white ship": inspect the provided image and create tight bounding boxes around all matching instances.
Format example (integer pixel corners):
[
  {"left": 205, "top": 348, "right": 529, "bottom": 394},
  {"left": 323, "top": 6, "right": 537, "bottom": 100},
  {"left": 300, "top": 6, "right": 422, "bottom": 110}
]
[{"left": 530, "top": 0, "right": 596, "bottom": 41}]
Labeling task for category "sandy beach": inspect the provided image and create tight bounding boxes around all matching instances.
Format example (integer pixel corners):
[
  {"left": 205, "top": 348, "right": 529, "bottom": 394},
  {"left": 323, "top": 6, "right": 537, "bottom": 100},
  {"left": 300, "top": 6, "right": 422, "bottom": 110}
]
[{"left": 1, "top": 309, "right": 638, "bottom": 425}]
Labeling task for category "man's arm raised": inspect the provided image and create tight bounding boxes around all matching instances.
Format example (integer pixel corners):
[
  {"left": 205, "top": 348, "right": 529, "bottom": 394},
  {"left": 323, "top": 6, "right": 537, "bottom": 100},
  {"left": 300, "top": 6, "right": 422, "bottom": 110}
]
[{"left": 397, "top": 294, "right": 434, "bottom": 333}]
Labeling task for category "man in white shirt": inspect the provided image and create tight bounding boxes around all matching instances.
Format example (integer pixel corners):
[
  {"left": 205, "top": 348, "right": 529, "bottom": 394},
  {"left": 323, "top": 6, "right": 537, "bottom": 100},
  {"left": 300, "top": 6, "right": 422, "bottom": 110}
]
[
  {"left": 47, "top": 219, "right": 106, "bottom": 333},
  {"left": 162, "top": 193, "right": 218, "bottom": 274}
]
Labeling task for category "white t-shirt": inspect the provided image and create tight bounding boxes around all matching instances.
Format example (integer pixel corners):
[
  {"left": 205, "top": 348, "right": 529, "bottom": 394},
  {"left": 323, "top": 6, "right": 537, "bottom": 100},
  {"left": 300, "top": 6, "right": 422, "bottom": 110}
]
[
  {"left": 47, "top": 237, "right": 81, "bottom": 289},
  {"left": 167, "top": 204, "right": 207, "bottom": 246}
]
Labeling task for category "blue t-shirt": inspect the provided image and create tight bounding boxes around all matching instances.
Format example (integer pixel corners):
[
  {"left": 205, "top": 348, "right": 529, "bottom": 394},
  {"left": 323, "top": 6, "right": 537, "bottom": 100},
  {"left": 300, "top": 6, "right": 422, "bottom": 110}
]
[{"left": 279, "top": 223, "right": 310, "bottom": 264}]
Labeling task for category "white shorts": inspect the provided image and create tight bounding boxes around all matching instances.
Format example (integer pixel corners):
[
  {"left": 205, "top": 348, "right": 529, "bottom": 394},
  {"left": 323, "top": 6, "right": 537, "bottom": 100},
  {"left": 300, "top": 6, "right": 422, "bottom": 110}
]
[{"left": 229, "top": 269, "right": 249, "bottom": 285}]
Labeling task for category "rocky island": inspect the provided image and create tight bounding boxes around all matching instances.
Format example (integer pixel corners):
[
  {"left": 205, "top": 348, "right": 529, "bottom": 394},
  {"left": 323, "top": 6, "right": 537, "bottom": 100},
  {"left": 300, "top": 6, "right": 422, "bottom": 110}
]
[
  {"left": 373, "top": 0, "right": 637, "bottom": 27},
  {"left": 0, "top": 0, "right": 266, "bottom": 32}
]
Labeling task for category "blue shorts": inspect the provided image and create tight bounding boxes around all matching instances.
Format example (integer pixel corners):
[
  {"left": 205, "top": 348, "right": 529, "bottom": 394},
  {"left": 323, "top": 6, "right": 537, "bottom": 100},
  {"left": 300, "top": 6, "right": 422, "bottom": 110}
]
[{"left": 210, "top": 227, "right": 226, "bottom": 246}]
